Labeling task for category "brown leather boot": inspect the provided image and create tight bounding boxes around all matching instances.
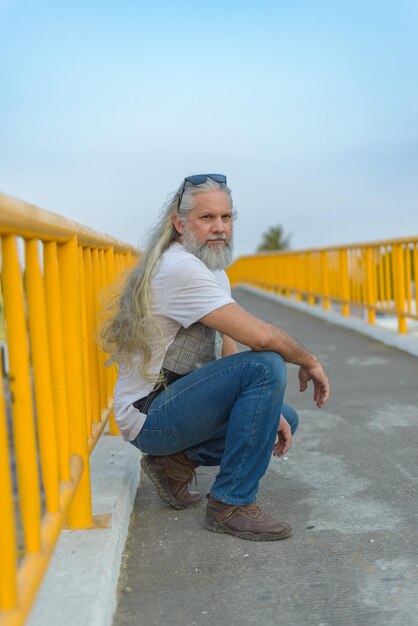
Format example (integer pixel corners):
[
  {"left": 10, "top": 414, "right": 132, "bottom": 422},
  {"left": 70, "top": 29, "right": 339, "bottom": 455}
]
[
  {"left": 205, "top": 495, "right": 292, "bottom": 541},
  {"left": 140, "top": 452, "right": 202, "bottom": 509}
]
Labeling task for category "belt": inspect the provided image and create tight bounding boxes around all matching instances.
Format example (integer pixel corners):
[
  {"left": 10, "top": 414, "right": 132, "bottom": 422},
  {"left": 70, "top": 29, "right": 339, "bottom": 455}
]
[{"left": 132, "top": 369, "right": 186, "bottom": 414}]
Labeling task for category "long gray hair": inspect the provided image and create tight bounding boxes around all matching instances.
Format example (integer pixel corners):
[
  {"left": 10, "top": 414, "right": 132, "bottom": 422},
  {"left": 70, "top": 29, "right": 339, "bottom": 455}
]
[{"left": 101, "top": 177, "right": 233, "bottom": 380}]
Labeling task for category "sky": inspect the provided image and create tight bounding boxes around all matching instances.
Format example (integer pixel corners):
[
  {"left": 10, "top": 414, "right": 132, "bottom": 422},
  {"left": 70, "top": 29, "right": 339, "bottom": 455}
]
[{"left": 1, "top": 0, "right": 417, "bottom": 258}]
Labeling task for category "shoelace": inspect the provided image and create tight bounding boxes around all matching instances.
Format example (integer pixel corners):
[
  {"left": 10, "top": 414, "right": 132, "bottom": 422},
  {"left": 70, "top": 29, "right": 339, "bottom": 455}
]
[{"left": 240, "top": 502, "right": 267, "bottom": 521}]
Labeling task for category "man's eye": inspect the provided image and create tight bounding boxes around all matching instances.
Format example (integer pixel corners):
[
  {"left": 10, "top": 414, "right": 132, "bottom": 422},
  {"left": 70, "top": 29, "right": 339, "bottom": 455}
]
[{"left": 201, "top": 215, "right": 211, "bottom": 220}]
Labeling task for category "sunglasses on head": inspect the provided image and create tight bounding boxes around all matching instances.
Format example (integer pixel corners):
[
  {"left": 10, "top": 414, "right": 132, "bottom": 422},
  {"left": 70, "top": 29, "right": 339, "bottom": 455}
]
[{"left": 177, "top": 174, "right": 227, "bottom": 210}]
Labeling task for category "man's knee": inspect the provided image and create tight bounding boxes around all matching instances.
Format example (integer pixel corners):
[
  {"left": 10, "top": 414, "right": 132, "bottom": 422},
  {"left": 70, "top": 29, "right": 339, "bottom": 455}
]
[
  {"left": 237, "top": 351, "right": 287, "bottom": 400},
  {"left": 251, "top": 351, "right": 287, "bottom": 384},
  {"left": 229, "top": 350, "right": 287, "bottom": 395}
]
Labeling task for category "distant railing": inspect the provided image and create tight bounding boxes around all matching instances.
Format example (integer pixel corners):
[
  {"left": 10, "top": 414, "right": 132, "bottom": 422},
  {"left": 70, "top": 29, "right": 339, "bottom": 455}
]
[
  {"left": 227, "top": 236, "right": 418, "bottom": 334},
  {"left": 0, "top": 193, "right": 138, "bottom": 626}
]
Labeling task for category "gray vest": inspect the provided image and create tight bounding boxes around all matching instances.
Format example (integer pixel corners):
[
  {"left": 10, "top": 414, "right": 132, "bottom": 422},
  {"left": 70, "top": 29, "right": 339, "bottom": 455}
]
[{"left": 162, "top": 322, "right": 223, "bottom": 375}]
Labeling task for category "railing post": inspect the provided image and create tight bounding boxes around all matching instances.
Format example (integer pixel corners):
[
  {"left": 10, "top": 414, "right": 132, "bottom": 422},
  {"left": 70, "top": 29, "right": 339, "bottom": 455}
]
[
  {"left": 78, "top": 246, "right": 92, "bottom": 437},
  {"left": 58, "top": 236, "right": 93, "bottom": 528},
  {"left": 393, "top": 243, "right": 407, "bottom": 334},
  {"left": 267, "top": 256, "right": 274, "bottom": 292},
  {"left": 404, "top": 244, "right": 412, "bottom": 314},
  {"left": 92, "top": 249, "right": 107, "bottom": 413},
  {"left": 294, "top": 255, "right": 302, "bottom": 301},
  {"left": 104, "top": 247, "right": 119, "bottom": 434},
  {"left": 339, "top": 249, "right": 350, "bottom": 316},
  {"left": 44, "top": 242, "right": 71, "bottom": 482},
  {"left": 306, "top": 253, "right": 315, "bottom": 305},
  {"left": 365, "top": 246, "right": 376, "bottom": 325},
  {"left": 25, "top": 239, "right": 59, "bottom": 513},
  {"left": 1, "top": 235, "right": 41, "bottom": 553},
  {"left": 0, "top": 368, "right": 17, "bottom": 611},
  {"left": 320, "top": 250, "right": 330, "bottom": 311},
  {"left": 414, "top": 244, "right": 418, "bottom": 317},
  {"left": 284, "top": 254, "right": 292, "bottom": 297},
  {"left": 83, "top": 248, "right": 101, "bottom": 428}
]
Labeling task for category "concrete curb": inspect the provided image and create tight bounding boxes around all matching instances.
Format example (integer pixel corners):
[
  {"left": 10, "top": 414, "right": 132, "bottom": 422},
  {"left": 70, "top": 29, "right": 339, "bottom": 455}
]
[
  {"left": 238, "top": 284, "right": 418, "bottom": 358},
  {"left": 28, "top": 432, "right": 141, "bottom": 626}
]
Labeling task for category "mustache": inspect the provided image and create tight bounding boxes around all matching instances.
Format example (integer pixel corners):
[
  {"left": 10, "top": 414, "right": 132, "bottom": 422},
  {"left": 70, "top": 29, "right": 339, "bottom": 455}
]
[{"left": 205, "top": 235, "right": 228, "bottom": 242}]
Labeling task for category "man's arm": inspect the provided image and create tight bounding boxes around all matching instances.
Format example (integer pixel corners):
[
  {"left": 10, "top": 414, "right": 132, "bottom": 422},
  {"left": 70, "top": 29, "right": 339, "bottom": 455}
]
[
  {"left": 201, "top": 302, "right": 330, "bottom": 407},
  {"left": 222, "top": 334, "right": 240, "bottom": 357}
]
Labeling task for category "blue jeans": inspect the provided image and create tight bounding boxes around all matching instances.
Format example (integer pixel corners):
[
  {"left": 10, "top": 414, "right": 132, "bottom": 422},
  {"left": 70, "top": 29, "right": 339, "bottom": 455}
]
[{"left": 130, "top": 351, "right": 298, "bottom": 506}]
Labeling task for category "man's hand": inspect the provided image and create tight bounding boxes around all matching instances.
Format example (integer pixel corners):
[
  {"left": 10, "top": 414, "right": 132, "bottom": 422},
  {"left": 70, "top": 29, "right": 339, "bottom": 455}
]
[
  {"left": 298, "top": 359, "right": 330, "bottom": 408},
  {"left": 272, "top": 415, "right": 292, "bottom": 457}
]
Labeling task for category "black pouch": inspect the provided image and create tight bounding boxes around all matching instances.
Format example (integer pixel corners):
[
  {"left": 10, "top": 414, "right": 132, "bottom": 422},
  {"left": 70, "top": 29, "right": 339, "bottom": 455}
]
[{"left": 132, "top": 369, "right": 186, "bottom": 414}]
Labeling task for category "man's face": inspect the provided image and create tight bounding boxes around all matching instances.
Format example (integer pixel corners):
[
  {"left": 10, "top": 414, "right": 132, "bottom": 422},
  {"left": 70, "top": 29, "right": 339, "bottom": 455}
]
[{"left": 173, "top": 190, "right": 234, "bottom": 270}]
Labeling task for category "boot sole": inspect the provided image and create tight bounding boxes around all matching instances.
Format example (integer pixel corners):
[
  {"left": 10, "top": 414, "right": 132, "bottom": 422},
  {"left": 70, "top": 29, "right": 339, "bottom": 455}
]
[
  {"left": 140, "top": 456, "right": 202, "bottom": 510},
  {"left": 205, "top": 518, "right": 292, "bottom": 541}
]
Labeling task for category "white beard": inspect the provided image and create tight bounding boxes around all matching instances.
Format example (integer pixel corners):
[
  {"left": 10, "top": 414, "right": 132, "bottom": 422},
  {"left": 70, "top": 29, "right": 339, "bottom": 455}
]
[{"left": 181, "top": 229, "right": 234, "bottom": 270}]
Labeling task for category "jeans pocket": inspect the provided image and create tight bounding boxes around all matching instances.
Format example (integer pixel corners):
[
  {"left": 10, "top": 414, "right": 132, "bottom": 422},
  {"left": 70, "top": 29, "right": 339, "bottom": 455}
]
[{"left": 138, "top": 425, "right": 184, "bottom": 455}]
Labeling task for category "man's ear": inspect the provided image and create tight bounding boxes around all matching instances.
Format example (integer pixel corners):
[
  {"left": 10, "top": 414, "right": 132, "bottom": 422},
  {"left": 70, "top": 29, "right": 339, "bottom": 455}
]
[{"left": 172, "top": 213, "right": 185, "bottom": 234}]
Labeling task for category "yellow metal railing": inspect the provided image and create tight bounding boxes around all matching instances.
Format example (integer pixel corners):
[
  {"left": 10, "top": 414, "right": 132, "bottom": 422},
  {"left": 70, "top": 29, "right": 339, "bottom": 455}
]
[
  {"left": 228, "top": 236, "right": 418, "bottom": 334},
  {"left": 0, "top": 193, "right": 138, "bottom": 626}
]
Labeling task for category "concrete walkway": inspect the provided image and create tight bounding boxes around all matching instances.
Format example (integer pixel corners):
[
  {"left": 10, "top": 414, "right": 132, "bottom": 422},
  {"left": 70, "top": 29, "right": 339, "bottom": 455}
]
[{"left": 113, "top": 288, "right": 418, "bottom": 626}]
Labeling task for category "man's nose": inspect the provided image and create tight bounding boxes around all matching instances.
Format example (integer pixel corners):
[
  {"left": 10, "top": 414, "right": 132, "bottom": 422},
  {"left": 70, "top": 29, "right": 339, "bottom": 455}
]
[{"left": 211, "top": 217, "right": 226, "bottom": 233}]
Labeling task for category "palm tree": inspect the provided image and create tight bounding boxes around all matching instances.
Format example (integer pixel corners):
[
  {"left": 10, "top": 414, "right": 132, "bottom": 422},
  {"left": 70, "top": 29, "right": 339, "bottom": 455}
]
[{"left": 257, "top": 225, "right": 292, "bottom": 252}]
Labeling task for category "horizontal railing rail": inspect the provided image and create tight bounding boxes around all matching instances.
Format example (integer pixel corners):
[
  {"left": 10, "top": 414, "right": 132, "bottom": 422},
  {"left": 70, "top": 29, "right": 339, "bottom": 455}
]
[
  {"left": 227, "top": 236, "right": 418, "bottom": 334},
  {"left": 0, "top": 193, "right": 139, "bottom": 626}
]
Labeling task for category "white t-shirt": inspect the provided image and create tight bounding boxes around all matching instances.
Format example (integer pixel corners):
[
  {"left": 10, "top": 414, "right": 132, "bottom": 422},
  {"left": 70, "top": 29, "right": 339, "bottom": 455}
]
[{"left": 114, "top": 243, "right": 235, "bottom": 440}]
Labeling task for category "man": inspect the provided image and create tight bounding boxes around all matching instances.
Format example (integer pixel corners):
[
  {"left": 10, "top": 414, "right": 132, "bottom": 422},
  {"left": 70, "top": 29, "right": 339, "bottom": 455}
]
[{"left": 104, "top": 173, "right": 330, "bottom": 541}]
